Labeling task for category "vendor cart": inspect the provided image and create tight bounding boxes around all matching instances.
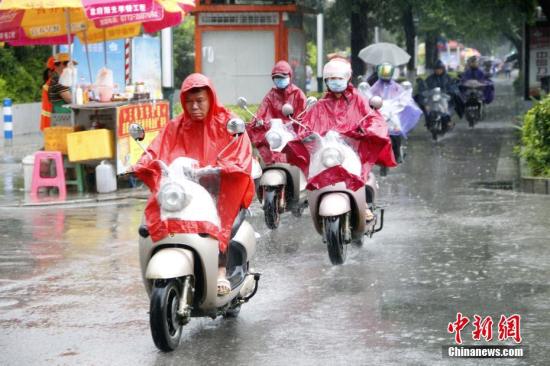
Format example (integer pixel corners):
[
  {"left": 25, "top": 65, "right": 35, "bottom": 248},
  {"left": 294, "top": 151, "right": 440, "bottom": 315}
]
[{"left": 65, "top": 99, "right": 170, "bottom": 175}]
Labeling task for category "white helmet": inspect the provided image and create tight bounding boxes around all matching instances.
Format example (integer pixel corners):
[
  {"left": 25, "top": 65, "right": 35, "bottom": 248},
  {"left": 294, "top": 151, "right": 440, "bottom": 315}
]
[{"left": 323, "top": 58, "right": 352, "bottom": 80}]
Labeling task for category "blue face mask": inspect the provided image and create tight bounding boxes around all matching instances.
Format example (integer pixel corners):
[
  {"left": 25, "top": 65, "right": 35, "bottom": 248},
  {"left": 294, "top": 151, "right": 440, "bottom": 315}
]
[
  {"left": 326, "top": 79, "right": 348, "bottom": 93},
  {"left": 273, "top": 77, "right": 290, "bottom": 89}
]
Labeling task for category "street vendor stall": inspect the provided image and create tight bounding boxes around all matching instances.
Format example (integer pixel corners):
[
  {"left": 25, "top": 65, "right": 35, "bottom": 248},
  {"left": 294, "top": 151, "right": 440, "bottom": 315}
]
[
  {"left": 64, "top": 99, "right": 170, "bottom": 174},
  {"left": 0, "top": 0, "right": 195, "bottom": 198}
]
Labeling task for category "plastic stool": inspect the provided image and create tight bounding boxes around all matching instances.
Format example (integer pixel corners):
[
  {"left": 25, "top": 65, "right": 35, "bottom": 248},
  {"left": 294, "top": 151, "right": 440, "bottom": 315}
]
[
  {"left": 63, "top": 157, "right": 85, "bottom": 193},
  {"left": 30, "top": 151, "right": 66, "bottom": 200}
]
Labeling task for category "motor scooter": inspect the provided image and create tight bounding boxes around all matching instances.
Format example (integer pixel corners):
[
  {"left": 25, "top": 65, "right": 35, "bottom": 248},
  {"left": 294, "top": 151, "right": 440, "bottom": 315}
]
[
  {"left": 128, "top": 120, "right": 260, "bottom": 352},
  {"left": 283, "top": 105, "right": 385, "bottom": 265},
  {"left": 239, "top": 96, "right": 315, "bottom": 229},
  {"left": 358, "top": 81, "right": 421, "bottom": 175},
  {"left": 461, "top": 79, "right": 487, "bottom": 127},
  {"left": 422, "top": 87, "right": 453, "bottom": 140}
]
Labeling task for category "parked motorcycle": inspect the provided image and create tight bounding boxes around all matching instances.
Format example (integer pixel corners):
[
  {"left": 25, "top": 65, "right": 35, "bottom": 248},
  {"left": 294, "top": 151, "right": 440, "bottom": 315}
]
[
  {"left": 239, "top": 96, "right": 315, "bottom": 229},
  {"left": 422, "top": 87, "right": 453, "bottom": 140},
  {"left": 129, "top": 121, "right": 260, "bottom": 352},
  {"left": 461, "top": 79, "right": 486, "bottom": 127}
]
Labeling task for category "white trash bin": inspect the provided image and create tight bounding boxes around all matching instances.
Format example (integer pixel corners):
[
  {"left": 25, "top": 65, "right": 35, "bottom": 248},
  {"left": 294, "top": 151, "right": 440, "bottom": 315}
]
[
  {"left": 95, "top": 160, "right": 117, "bottom": 193},
  {"left": 22, "top": 154, "right": 35, "bottom": 192}
]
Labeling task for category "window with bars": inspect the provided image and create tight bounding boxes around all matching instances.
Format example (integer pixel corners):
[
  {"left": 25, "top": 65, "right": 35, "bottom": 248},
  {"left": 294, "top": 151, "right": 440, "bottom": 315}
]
[{"left": 198, "top": 12, "right": 279, "bottom": 25}]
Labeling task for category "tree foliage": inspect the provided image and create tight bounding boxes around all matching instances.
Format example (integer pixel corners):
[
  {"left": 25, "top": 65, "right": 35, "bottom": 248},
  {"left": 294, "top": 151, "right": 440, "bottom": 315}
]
[
  {"left": 173, "top": 17, "right": 196, "bottom": 89},
  {"left": 518, "top": 97, "right": 550, "bottom": 177},
  {"left": 0, "top": 45, "right": 51, "bottom": 103},
  {"left": 321, "top": 0, "right": 539, "bottom": 73}
]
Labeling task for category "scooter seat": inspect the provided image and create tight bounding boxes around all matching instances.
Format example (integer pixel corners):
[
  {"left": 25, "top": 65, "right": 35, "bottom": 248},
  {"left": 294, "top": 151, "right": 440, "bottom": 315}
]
[{"left": 230, "top": 209, "right": 247, "bottom": 239}]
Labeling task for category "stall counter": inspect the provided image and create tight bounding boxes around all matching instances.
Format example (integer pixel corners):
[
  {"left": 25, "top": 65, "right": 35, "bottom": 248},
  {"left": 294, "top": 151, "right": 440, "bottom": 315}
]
[{"left": 68, "top": 100, "right": 170, "bottom": 174}]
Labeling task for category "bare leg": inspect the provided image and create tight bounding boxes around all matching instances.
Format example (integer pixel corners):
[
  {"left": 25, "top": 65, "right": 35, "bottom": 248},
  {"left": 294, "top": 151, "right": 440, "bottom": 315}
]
[{"left": 217, "top": 252, "right": 230, "bottom": 296}]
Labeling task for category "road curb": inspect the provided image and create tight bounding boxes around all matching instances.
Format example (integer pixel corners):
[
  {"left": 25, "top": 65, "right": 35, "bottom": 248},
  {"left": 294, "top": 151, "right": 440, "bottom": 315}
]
[
  {"left": 0, "top": 188, "right": 149, "bottom": 208},
  {"left": 518, "top": 158, "right": 550, "bottom": 195}
]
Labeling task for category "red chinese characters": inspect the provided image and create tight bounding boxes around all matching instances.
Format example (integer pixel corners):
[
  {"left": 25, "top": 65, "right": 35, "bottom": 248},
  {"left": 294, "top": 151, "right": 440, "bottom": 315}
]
[
  {"left": 448, "top": 313, "right": 522, "bottom": 344},
  {"left": 498, "top": 314, "right": 522, "bottom": 343},
  {"left": 472, "top": 315, "right": 494, "bottom": 341},
  {"left": 448, "top": 312, "right": 470, "bottom": 344}
]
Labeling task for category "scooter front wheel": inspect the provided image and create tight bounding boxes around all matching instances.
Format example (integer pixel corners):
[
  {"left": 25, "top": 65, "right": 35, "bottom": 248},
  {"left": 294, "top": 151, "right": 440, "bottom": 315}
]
[
  {"left": 263, "top": 188, "right": 280, "bottom": 229},
  {"left": 150, "top": 279, "right": 183, "bottom": 352},
  {"left": 324, "top": 216, "right": 347, "bottom": 265}
]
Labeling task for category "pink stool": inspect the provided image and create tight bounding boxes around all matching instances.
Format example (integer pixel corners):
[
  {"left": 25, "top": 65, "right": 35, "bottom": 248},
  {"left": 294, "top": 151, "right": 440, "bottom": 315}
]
[{"left": 30, "top": 151, "right": 66, "bottom": 200}]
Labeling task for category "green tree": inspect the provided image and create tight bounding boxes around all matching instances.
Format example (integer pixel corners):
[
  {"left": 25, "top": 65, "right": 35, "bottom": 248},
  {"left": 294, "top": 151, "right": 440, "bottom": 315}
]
[
  {"left": 0, "top": 45, "right": 51, "bottom": 103},
  {"left": 173, "top": 17, "right": 196, "bottom": 88},
  {"left": 306, "top": 41, "right": 317, "bottom": 71}
]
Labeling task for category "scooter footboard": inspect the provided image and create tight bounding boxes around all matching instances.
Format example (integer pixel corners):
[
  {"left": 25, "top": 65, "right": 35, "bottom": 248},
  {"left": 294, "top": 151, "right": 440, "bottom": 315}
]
[
  {"left": 231, "top": 221, "right": 256, "bottom": 260},
  {"left": 146, "top": 248, "right": 194, "bottom": 279}
]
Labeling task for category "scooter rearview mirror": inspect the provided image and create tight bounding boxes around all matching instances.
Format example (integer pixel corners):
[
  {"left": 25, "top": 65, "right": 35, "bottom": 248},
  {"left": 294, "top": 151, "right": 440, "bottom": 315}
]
[
  {"left": 369, "top": 96, "right": 383, "bottom": 110},
  {"left": 401, "top": 80, "right": 413, "bottom": 91},
  {"left": 237, "top": 97, "right": 248, "bottom": 109},
  {"left": 227, "top": 117, "right": 245, "bottom": 136},
  {"left": 358, "top": 81, "right": 369, "bottom": 94},
  {"left": 306, "top": 96, "right": 318, "bottom": 109},
  {"left": 282, "top": 103, "right": 294, "bottom": 117},
  {"left": 129, "top": 123, "right": 145, "bottom": 141}
]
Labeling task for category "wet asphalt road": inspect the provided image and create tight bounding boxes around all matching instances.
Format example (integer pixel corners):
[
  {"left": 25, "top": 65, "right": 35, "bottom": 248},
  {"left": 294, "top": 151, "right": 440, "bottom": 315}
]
[{"left": 1, "top": 81, "right": 549, "bottom": 365}]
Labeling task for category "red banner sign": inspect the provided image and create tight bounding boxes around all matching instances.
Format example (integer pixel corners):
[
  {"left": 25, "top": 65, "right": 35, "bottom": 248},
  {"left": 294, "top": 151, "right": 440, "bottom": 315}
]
[{"left": 117, "top": 101, "right": 169, "bottom": 137}]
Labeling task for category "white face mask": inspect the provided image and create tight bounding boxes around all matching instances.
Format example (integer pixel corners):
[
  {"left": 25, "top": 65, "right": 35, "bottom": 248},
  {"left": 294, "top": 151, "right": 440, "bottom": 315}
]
[
  {"left": 273, "top": 77, "right": 290, "bottom": 89},
  {"left": 326, "top": 78, "right": 347, "bottom": 93}
]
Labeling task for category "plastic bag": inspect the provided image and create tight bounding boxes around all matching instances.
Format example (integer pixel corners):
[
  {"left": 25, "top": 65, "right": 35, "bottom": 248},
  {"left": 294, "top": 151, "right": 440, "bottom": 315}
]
[
  {"left": 59, "top": 63, "right": 78, "bottom": 87},
  {"left": 94, "top": 67, "right": 114, "bottom": 102},
  {"left": 307, "top": 131, "right": 362, "bottom": 179},
  {"left": 95, "top": 67, "right": 114, "bottom": 87},
  {"left": 264, "top": 118, "right": 296, "bottom": 152}
]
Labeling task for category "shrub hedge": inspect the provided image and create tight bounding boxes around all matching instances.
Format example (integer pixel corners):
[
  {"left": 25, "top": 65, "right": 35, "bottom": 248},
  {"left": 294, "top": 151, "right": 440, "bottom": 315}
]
[{"left": 518, "top": 96, "right": 550, "bottom": 177}]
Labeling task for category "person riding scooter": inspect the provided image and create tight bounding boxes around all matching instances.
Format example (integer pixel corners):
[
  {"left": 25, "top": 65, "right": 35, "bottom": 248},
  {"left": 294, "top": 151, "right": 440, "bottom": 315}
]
[
  {"left": 369, "top": 62, "right": 421, "bottom": 163},
  {"left": 460, "top": 56, "right": 494, "bottom": 104},
  {"left": 296, "top": 58, "right": 396, "bottom": 220},
  {"left": 423, "top": 60, "right": 462, "bottom": 118},
  {"left": 132, "top": 73, "right": 255, "bottom": 297},
  {"left": 247, "top": 60, "right": 307, "bottom": 166}
]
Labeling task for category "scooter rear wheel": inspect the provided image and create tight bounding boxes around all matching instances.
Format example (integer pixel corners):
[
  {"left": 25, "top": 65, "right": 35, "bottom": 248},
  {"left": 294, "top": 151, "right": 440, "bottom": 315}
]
[
  {"left": 263, "top": 188, "right": 280, "bottom": 229},
  {"left": 150, "top": 279, "right": 183, "bottom": 352},
  {"left": 324, "top": 216, "right": 347, "bottom": 265}
]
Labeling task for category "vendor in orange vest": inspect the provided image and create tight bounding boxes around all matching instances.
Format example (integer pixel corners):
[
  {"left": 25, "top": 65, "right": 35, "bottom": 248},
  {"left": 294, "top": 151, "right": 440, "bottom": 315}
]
[
  {"left": 40, "top": 56, "right": 55, "bottom": 131},
  {"left": 48, "top": 53, "right": 77, "bottom": 115}
]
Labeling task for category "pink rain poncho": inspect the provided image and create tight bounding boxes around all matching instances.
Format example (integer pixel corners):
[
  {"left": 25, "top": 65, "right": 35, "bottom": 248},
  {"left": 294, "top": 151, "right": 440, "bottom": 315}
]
[
  {"left": 285, "top": 84, "right": 396, "bottom": 190},
  {"left": 134, "top": 73, "right": 254, "bottom": 253},
  {"left": 246, "top": 60, "right": 307, "bottom": 165}
]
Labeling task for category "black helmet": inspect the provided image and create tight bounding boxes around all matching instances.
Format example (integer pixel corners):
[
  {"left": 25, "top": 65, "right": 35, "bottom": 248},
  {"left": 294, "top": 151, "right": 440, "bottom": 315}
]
[{"left": 435, "top": 59, "right": 446, "bottom": 70}]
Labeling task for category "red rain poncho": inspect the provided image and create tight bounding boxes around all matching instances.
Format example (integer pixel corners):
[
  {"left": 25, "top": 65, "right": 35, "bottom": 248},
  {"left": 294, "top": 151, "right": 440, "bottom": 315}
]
[
  {"left": 285, "top": 84, "right": 397, "bottom": 187},
  {"left": 247, "top": 60, "right": 307, "bottom": 165},
  {"left": 134, "top": 73, "right": 254, "bottom": 253}
]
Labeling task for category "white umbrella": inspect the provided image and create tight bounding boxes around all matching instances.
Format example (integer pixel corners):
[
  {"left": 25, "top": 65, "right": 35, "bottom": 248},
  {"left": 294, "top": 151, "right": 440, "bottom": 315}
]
[{"left": 358, "top": 42, "right": 411, "bottom": 66}]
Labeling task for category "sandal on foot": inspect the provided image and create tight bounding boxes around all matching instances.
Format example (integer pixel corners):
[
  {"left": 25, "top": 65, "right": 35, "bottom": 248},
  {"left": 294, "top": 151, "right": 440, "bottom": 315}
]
[
  {"left": 365, "top": 209, "right": 375, "bottom": 222},
  {"left": 217, "top": 278, "right": 231, "bottom": 297}
]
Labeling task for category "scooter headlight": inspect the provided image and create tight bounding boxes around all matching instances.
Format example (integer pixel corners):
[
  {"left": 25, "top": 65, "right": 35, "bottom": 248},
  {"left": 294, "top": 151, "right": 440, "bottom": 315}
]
[
  {"left": 266, "top": 131, "right": 283, "bottom": 150},
  {"left": 432, "top": 93, "right": 441, "bottom": 102},
  {"left": 321, "top": 147, "right": 344, "bottom": 168},
  {"left": 158, "top": 182, "right": 189, "bottom": 212}
]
